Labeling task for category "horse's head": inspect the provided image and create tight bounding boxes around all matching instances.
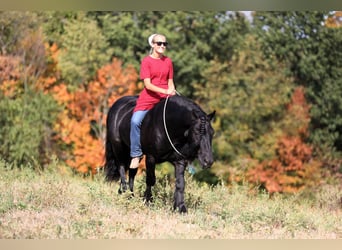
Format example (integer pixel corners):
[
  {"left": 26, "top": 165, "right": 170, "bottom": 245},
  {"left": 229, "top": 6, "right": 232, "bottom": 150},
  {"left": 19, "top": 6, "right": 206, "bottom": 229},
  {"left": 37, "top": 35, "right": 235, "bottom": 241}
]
[{"left": 189, "top": 110, "right": 216, "bottom": 169}]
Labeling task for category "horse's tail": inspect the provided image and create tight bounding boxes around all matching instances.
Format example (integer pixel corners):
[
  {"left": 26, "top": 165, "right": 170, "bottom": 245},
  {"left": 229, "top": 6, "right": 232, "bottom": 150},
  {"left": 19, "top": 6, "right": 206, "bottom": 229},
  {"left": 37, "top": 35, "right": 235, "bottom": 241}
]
[{"left": 104, "top": 134, "right": 120, "bottom": 182}]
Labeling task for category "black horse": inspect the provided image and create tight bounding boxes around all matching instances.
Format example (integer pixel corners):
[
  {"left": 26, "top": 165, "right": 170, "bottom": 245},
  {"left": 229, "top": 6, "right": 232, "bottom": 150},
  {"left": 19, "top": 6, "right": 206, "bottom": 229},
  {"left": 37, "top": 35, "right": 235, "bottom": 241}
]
[{"left": 104, "top": 95, "right": 215, "bottom": 213}]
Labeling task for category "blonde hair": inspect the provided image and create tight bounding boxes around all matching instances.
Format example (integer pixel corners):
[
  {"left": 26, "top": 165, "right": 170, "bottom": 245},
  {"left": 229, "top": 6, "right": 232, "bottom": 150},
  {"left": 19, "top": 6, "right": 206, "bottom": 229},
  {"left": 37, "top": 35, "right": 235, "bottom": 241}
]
[{"left": 148, "top": 34, "right": 157, "bottom": 54}]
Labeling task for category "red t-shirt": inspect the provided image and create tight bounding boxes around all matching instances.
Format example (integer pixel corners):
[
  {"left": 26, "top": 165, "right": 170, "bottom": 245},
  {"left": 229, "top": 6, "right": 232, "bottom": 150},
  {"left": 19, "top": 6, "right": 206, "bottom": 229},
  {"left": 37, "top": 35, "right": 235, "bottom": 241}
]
[{"left": 134, "top": 55, "right": 174, "bottom": 112}]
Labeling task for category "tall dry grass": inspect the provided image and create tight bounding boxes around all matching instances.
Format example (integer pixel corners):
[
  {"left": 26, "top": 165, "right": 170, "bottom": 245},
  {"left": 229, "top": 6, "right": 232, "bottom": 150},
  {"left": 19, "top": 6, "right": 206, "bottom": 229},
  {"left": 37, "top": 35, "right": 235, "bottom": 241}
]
[{"left": 0, "top": 159, "right": 341, "bottom": 239}]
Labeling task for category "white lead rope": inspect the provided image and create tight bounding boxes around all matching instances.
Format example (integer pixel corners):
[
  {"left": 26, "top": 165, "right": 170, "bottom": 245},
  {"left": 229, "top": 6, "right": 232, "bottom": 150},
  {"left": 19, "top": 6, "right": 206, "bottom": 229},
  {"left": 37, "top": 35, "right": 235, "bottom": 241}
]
[{"left": 163, "top": 92, "right": 185, "bottom": 158}]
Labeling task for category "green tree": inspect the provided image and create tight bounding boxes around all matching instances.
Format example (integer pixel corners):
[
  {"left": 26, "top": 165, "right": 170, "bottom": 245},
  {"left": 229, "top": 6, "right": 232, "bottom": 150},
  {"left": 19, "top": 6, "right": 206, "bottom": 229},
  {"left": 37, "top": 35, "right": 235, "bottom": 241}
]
[
  {"left": 94, "top": 11, "right": 249, "bottom": 96},
  {"left": 0, "top": 89, "right": 59, "bottom": 168},
  {"left": 38, "top": 11, "right": 78, "bottom": 46},
  {"left": 96, "top": 11, "right": 150, "bottom": 70},
  {"left": 253, "top": 11, "right": 342, "bottom": 162},
  {"left": 159, "top": 11, "right": 249, "bottom": 97},
  {"left": 57, "top": 12, "right": 113, "bottom": 88}
]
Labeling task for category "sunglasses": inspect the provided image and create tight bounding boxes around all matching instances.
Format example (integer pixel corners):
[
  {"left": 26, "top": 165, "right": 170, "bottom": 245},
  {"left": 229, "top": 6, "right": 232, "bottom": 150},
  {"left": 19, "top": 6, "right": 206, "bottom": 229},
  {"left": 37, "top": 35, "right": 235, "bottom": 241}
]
[{"left": 154, "top": 41, "right": 168, "bottom": 47}]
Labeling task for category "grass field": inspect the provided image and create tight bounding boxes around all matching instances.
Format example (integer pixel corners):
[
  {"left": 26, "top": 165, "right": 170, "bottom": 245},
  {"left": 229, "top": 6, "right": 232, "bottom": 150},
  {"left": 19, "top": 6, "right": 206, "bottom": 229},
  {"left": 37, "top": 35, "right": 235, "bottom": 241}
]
[{"left": 0, "top": 159, "right": 341, "bottom": 239}]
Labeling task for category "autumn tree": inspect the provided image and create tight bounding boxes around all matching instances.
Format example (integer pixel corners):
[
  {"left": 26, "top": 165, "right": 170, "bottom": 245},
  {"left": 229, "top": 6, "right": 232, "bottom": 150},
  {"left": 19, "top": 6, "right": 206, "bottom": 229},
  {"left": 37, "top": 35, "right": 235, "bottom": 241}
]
[
  {"left": 0, "top": 12, "right": 47, "bottom": 89},
  {"left": 48, "top": 42, "right": 138, "bottom": 174},
  {"left": 247, "top": 87, "right": 322, "bottom": 194},
  {"left": 194, "top": 33, "right": 294, "bottom": 184},
  {"left": 0, "top": 11, "right": 59, "bottom": 168},
  {"left": 253, "top": 11, "right": 342, "bottom": 170}
]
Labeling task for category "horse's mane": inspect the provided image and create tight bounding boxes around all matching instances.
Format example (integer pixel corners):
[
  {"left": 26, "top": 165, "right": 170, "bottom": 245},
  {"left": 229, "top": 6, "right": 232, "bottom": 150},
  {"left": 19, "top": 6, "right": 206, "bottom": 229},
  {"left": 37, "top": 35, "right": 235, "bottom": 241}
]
[{"left": 161, "top": 95, "right": 206, "bottom": 118}]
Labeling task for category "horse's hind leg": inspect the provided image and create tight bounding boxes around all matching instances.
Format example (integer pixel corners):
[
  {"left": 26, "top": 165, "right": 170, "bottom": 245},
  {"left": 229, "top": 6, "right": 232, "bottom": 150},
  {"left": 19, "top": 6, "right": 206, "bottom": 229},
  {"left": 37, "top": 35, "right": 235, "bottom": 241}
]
[
  {"left": 174, "top": 160, "right": 187, "bottom": 213},
  {"left": 144, "top": 156, "right": 156, "bottom": 203}
]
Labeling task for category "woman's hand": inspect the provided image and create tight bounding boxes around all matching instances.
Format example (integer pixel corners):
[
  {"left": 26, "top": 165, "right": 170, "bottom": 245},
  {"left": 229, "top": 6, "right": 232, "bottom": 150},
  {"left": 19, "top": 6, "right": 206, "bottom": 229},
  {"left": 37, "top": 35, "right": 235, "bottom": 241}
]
[{"left": 165, "top": 87, "right": 176, "bottom": 96}]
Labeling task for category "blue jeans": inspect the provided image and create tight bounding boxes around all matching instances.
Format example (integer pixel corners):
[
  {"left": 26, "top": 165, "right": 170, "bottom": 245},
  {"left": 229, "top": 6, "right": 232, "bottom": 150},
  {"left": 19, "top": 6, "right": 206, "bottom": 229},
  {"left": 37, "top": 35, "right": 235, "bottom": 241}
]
[{"left": 130, "top": 110, "right": 149, "bottom": 157}]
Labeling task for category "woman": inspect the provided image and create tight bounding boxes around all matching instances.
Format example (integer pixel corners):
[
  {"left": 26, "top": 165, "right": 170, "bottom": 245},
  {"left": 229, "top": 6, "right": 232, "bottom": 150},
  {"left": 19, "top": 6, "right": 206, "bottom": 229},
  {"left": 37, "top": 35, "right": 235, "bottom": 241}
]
[{"left": 129, "top": 33, "right": 176, "bottom": 169}]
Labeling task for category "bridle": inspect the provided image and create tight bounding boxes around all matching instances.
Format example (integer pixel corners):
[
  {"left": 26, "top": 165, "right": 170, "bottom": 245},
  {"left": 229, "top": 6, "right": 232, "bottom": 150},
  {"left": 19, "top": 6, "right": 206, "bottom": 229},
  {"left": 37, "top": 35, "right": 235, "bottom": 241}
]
[
  {"left": 200, "top": 116, "right": 206, "bottom": 137},
  {"left": 163, "top": 93, "right": 209, "bottom": 174}
]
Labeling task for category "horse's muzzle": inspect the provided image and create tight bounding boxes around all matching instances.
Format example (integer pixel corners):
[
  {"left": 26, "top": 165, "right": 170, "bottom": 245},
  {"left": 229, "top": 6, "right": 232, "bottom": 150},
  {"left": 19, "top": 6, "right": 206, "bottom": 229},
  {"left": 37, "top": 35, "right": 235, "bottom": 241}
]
[{"left": 201, "top": 158, "right": 214, "bottom": 169}]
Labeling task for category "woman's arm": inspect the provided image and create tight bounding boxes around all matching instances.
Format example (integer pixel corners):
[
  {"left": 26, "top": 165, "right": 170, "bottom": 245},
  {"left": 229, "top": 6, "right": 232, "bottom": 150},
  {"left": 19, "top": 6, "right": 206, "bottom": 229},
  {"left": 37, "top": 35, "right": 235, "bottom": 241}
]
[
  {"left": 167, "top": 79, "right": 176, "bottom": 95},
  {"left": 144, "top": 78, "right": 176, "bottom": 95}
]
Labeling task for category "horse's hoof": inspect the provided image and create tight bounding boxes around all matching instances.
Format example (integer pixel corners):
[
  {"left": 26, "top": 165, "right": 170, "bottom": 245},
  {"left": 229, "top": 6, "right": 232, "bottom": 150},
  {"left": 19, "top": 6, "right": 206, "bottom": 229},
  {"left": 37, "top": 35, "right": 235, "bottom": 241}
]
[
  {"left": 143, "top": 197, "right": 153, "bottom": 206},
  {"left": 179, "top": 205, "right": 187, "bottom": 213},
  {"left": 118, "top": 185, "right": 127, "bottom": 194},
  {"left": 144, "top": 197, "right": 153, "bottom": 204},
  {"left": 128, "top": 192, "right": 134, "bottom": 199},
  {"left": 174, "top": 204, "right": 187, "bottom": 213},
  {"left": 143, "top": 191, "right": 153, "bottom": 204}
]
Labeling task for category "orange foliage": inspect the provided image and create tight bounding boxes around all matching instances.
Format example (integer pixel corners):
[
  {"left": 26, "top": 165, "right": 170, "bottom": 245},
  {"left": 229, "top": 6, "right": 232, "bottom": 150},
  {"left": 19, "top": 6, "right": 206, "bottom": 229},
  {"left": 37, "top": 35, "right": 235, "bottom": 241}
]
[
  {"left": 325, "top": 11, "right": 342, "bottom": 28},
  {"left": 286, "top": 86, "right": 310, "bottom": 137},
  {"left": 39, "top": 43, "right": 138, "bottom": 175},
  {"left": 1, "top": 42, "right": 58, "bottom": 97},
  {"left": 0, "top": 55, "right": 21, "bottom": 81},
  {"left": 248, "top": 136, "right": 319, "bottom": 194},
  {"left": 247, "top": 87, "right": 321, "bottom": 194},
  {"left": 36, "top": 43, "right": 60, "bottom": 93},
  {"left": 0, "top": 55, "right": 21, "bottom": 97},
  {"left": 17, "top": 28, "right": 46, "bottom": 78},
  {"left": 54, "top": 60, "right": 137, "bottom": 175}
]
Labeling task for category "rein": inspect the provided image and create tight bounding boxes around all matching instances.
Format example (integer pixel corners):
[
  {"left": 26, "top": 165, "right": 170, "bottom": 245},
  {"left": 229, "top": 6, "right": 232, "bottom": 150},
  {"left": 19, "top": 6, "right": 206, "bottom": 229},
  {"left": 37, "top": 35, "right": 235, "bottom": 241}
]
[{"left": 163, "top": 91, "right": 185, "bottom": 157}]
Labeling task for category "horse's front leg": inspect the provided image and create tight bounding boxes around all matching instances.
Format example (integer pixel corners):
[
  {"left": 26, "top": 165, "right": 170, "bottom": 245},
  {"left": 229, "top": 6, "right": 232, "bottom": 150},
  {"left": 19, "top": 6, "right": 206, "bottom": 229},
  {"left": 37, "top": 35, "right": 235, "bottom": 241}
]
[
  {"left": 174, "top": 160, "right": 187, "bottom": 213},
  {"left": 144, "top": 156, "right": 156, "bottom": 204},
  {"left": 118, "top": 164, "right": 127, "bottom": 194},
  {"left": 128, "top": 168, "right": 138, "bottom": 194}
]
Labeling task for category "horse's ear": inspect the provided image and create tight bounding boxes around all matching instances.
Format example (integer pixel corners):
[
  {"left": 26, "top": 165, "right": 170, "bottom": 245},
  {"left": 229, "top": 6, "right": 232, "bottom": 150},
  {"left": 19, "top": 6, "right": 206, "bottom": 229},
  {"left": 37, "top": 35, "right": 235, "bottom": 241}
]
[{"left": 207, "top": 110, "right": 216, "bottom": 121}]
